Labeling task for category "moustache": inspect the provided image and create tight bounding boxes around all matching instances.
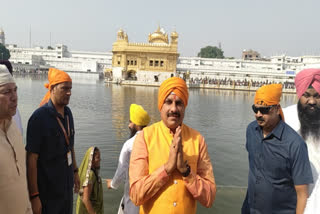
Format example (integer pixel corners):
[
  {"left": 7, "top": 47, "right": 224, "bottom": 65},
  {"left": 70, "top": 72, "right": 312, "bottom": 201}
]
[
  {"left": 167, "top": 112, "right": 180, "bottom": 117},
  {"left": 304, "top": 104, "right": 320, "bottom": 111},
  {"left": 256, "top": 117, "right": 264, "bottom": 121}
]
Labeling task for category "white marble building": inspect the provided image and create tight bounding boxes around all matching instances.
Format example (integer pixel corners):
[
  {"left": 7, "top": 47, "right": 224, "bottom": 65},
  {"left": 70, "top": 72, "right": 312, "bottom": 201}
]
[
  {"left": 2, "top": 24, "right": 320, "bottom": 84},
  {"left": 177, "top": 55, "right": 320, "bottom": 83},
  {"left": 6, "top": 41, "right": 320, "bottom": 81},
  {"left": 7, "top": 43, "right": 112, "bottom": 73}
]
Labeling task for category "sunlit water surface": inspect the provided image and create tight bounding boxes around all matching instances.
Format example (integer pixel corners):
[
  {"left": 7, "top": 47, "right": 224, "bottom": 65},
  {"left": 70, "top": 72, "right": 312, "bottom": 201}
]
[{"left": 15, "top": 75, "right": 297, "bottom": 213}]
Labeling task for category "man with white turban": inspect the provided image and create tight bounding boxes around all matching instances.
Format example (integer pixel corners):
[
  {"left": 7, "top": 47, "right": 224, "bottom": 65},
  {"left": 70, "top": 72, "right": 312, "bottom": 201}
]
[
  {"left": 107, "top": 104, "right": 150, "bottom": 214},
  {"left": 0, "top": 65, "right": 32, "bottom": 213},
  {"left": 0, "top": 60, "right": 23, "bottom": 134}
]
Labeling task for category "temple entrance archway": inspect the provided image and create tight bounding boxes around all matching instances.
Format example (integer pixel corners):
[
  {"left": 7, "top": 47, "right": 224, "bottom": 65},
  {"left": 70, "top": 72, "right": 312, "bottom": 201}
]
[{"left": 126, "top": 70, "right": 137, "bottom": 80}]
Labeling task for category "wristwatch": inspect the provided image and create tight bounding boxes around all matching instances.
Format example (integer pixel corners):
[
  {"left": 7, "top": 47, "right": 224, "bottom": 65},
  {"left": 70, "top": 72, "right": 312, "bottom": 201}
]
[{"left": 182, "top": 164, "right": 191, "bottom": 177}]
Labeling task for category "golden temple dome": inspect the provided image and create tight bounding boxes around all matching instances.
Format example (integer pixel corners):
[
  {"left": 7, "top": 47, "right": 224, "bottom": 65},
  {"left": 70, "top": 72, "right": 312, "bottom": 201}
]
[{"left": 148, "top": 26, "right": 168, "bottom": 44}]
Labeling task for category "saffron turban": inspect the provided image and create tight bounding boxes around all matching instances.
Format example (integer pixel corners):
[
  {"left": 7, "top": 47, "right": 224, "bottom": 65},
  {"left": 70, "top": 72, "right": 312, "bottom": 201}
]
[
  {"left": 254, "top": 84, "right": 284, "bottom": 120},
  {"left": 158, "top": 77, "right": 188, "bottom": 111},
  {"left": 0, "top": 64, "right": 14, "bottom": 86},
  {"left": 40, "top": 68, "right": 72, "bottom": 106},
  {"left": 295, "top": 68, "right": 320, "bottom": 98},
  {"left": 130, "top": 104, "right": 150, "bottom": 126}
]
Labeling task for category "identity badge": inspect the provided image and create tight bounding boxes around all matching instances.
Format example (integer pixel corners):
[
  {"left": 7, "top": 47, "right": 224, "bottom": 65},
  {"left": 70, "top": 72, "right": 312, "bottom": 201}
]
[{"left": 67, "top": 151, "right": 72, "bottom": 166}]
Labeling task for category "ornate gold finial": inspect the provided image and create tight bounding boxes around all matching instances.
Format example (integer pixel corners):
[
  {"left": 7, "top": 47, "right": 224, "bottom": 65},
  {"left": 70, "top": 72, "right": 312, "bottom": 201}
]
[
  {"left": 171, "top": 31, "right": 178, "bottom": 38},
  {"left": 170, "top": 30, "right": 178, "bottom": 44},
  {"left": 117, "top": 28, "right": 124, "bottom": 40}
]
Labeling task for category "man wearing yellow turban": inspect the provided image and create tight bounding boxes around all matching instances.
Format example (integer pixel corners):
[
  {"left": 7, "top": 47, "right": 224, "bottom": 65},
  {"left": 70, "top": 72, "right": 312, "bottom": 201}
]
[
  {"left": 26, "top": 68, "right": 80, "bottom": 214},
  {"left": 107, "top": 104, "right": 150, "bottom": 214},
  {"left": 129, "top": 77, "right": 216, "bottom": 214},
  {"left": 242, "top": 84, "right": 313, "bottom": 214}
]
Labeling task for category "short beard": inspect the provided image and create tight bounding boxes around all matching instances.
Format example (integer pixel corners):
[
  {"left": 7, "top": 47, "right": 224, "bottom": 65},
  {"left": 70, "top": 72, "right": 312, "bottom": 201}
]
[{"left": 298, "top": 101, "right": 320, "bottom": 141}]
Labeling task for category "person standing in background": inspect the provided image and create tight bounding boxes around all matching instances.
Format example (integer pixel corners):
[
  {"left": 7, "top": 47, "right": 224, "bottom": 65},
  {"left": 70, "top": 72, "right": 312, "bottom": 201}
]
[
  {"left": 77, "top": 147, "right": 103, "bottom": 214},
  {"left": 107, "top": 104, "right": 150, "bottom": 214},
  {"left": 283, "top": 68, "right": 320, "bottom": 213}
]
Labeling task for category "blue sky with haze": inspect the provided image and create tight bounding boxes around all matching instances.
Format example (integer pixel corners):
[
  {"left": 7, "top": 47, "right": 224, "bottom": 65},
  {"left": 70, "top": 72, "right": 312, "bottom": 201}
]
[{"left": 1, "top": 0, "right": 319, "bottom": 58}]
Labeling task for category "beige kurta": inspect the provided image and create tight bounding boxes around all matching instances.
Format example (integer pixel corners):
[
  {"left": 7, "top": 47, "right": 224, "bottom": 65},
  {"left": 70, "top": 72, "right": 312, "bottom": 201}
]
[{"left": 0, "top": 119, "right": 32, "bottom": 213}]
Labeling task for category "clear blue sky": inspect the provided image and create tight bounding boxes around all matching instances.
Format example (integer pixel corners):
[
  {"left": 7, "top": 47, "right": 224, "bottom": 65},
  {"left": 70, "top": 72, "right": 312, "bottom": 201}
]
[{"left": 1, "top": 0, "right": 319, "bottom": 58}]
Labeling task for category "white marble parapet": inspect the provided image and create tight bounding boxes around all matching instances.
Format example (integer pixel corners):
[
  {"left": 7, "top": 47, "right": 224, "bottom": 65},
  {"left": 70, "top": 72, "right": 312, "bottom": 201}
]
[{"left": 128, "top": 42, "right": 170, "bottom": 47}]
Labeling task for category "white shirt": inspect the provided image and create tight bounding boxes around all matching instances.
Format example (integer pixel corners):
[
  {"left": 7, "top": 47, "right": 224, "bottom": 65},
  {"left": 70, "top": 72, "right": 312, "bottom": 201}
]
[
  {"left": 111, "top": 131, "right": 140, "bottom": 214},
  {"left": 283, "top": 104, "right": 300, "bottom": 131},
  {"left": 283, "top": 104, "right": 320, "bottom": 213}
]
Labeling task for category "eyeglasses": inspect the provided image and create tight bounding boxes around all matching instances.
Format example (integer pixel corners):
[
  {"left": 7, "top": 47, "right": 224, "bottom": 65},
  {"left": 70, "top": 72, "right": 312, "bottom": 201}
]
[{"left": 252, "top": 105, "right": 277, "bottom": 114}]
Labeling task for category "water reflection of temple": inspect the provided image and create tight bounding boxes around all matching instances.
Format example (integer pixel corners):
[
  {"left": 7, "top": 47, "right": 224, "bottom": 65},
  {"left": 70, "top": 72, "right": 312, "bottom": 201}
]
[{"left": 110, "top": 85, "right": 161, "bottom": 141}]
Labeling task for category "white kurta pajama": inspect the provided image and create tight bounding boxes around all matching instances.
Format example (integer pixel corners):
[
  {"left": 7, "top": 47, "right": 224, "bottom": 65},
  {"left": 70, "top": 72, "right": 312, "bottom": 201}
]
[
  {"left": 111, "top": 132, "right": 140, "bottom": 214},
  {"left": 0, "top": 119, "right": 32, "bottom": 214},
  {"left": 283, "top": 104, "right": 320, "bottom": 213}
]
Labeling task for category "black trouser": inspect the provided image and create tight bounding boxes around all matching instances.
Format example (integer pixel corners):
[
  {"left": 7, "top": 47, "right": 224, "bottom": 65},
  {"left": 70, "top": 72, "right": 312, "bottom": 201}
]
[
  {"left": 41, "top": 195, "right": 73, "bottom": 214},
  {"left": 241, "top": 191, "right": 250, "bottom": 214}
]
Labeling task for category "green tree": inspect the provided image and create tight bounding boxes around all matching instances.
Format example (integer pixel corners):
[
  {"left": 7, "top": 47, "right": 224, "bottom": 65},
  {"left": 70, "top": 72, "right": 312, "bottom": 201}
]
[
  {"left": 0, "top": 43, "right": 10, "bottom": 60},
  {"left": 197, "top": 46, "right": 224, "bottom": 59}
]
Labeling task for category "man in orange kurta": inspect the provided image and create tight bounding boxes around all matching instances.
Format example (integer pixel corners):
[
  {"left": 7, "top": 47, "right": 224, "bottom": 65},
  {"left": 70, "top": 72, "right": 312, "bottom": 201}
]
[{"left": 129, "top": 77, "right": 216, "bottom": 214}]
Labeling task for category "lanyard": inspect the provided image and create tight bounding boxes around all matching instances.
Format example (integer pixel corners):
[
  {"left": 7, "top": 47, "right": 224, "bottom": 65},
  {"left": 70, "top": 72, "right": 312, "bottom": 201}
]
[{"left": 56, "top": 115, "right": 70, "bottom": 146}]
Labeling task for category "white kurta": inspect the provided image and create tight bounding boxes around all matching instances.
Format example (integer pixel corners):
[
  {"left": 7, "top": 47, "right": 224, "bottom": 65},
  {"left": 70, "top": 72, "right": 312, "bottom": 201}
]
[
  {"left": 13, "top": 108, "right": 23, "bottom": 135},
  {"left": 111, "top": 132, "right": 140, "bottom": 214},
  {"left": 0, "top": 119, "right": 32, "bottom": 213},
  {"left": 283, "top": 104, "right": 320, "bottom": 213},
  {"left": 304, "top": 177, "right": 320, "bottom": 214}
]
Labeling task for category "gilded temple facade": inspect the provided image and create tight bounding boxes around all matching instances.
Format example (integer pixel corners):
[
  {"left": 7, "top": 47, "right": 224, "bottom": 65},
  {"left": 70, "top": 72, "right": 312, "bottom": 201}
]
[{"left": 110, "top": 26, "right": 179, "bottom": 82}]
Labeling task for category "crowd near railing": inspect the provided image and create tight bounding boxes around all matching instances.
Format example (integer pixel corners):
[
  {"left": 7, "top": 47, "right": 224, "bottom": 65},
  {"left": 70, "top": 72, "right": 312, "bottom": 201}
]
[{"left": 188, "top": 77, "right": 296, "bottom": 89}]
